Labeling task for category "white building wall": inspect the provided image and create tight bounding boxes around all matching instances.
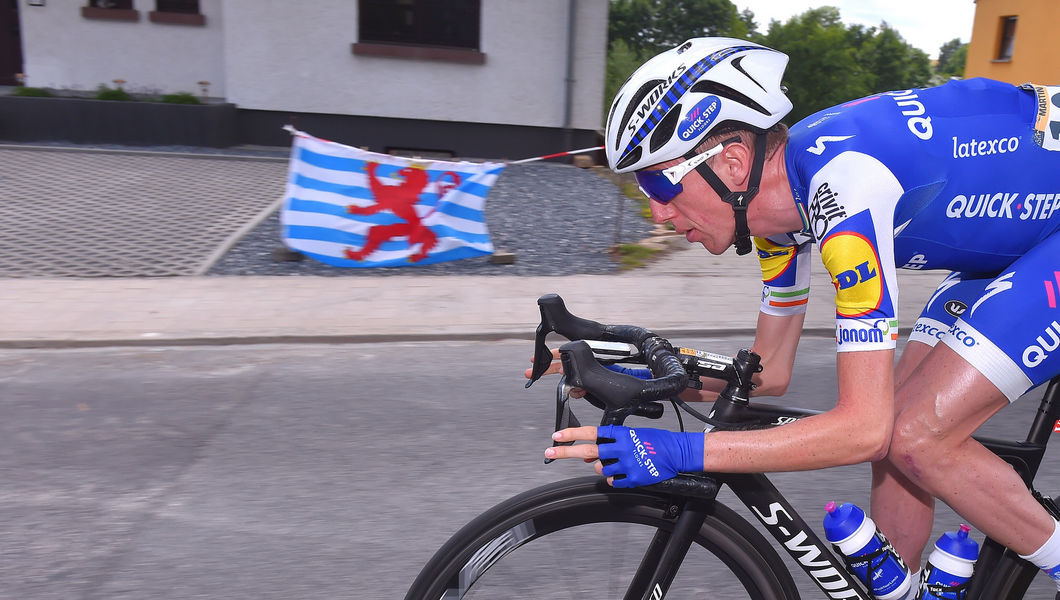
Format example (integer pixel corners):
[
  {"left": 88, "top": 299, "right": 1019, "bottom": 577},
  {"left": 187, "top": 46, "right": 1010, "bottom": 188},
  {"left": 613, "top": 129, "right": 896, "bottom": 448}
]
[
  {"left": 19, "top": 0, "right": 225, "bottom": 96},
  {"left": 222, "top": 0, "right": 607, "bottom": 129},
  {"left": 18, "top": 0, "right": 606, "bottom": 129}
]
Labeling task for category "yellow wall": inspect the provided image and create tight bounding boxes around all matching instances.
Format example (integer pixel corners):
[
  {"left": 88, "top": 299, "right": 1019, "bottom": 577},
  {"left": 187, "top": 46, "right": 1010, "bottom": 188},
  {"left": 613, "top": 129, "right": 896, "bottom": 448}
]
[{"left": 965, "top": 0, "right": 1060, "bottom": 84}]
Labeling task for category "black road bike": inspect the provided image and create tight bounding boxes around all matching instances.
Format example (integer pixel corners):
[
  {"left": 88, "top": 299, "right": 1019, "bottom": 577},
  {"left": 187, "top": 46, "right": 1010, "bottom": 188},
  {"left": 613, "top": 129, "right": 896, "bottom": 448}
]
[{"left": 404, "top": 294, "right": 1060, "bottom": 599}]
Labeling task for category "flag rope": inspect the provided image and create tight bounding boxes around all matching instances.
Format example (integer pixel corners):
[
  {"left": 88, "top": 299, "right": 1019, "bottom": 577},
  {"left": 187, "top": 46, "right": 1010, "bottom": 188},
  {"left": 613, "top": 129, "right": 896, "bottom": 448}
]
[
  {"left": 509, "top": 146, "right": 604, "bottom": 164},
  {"left": 284, "top": 124, "right": 601, "bottom": 166}
]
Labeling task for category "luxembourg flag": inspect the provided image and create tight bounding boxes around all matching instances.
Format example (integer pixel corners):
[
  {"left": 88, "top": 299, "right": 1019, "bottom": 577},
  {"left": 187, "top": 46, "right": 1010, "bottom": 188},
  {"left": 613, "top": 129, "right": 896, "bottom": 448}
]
[{"left": 280, "top": 127, "right": 506, "bottom": 267}]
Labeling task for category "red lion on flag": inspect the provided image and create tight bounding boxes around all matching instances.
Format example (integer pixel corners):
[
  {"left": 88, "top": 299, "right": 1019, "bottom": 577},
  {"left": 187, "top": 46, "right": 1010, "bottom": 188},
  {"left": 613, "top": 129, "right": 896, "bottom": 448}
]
[{"left": 345, "top": 162, "right": 461, "bottom": 263}]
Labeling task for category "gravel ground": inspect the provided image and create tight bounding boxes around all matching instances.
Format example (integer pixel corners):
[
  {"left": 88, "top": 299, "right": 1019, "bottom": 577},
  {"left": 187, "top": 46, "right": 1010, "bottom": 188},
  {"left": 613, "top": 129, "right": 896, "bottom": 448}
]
[
  {"left": 207, "top": 162, "right": 657, "bottom": 277},
  {"left": 7, "top": 141, "right": 656, "bottom": 277}
]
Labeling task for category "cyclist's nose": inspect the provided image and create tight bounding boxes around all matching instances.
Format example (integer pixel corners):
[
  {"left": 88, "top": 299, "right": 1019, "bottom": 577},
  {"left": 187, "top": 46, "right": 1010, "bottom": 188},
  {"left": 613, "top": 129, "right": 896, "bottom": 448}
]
[{"left": 649, "top": 199, "right": 677, "bottom": 224}]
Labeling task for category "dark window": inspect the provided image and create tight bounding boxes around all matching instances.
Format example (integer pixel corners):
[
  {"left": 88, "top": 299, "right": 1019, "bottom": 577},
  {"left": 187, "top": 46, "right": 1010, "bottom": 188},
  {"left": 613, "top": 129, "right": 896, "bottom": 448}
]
[
  {"left": 359, "top": 0, "right": 480, "bottom": 50},
  {"left": 156, "top": 0, "right": 199, "bottom": 13},
  {"left": 997, "top": 16, "right": 1017, "bottom": 61},
  {"left": 1, "top": 0, "right": 24, "bottom": 86},
  {"left": 88, "top": 0, "right": 133, "bottom": 8}
]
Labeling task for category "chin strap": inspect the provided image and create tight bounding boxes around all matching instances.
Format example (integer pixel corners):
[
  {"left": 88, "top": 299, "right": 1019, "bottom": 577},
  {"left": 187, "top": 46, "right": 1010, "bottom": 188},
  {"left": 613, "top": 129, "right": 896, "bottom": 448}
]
[{"left": 687, "top": 132, "right": 769, "bottom": 255}]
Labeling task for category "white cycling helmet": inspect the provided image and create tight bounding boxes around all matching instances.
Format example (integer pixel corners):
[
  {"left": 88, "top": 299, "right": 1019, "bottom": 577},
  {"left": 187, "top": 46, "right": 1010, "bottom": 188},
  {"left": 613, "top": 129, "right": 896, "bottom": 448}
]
[
  {"left": 606, "top": 37, "right": 792, "bottom": 173},
  {"left": 606, "top": 38, "right": 792, "bottom": 255}
]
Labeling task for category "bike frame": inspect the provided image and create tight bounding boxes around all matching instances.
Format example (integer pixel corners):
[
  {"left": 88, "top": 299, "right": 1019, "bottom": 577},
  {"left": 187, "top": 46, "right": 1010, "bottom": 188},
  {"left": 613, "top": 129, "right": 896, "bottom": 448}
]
[
  {"left": 612, "top": 375, "right": 1060, "bottom": 600},
  {"left": 529, "top": 294, "right": 1059, "bottom": 599}
]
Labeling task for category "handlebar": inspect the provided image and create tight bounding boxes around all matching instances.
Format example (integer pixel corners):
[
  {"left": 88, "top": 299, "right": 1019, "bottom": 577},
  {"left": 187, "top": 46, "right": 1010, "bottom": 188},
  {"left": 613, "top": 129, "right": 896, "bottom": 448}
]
[
  {"left": 528, "top": 294, "right": 688, "bottom": 422},
  {"left": 528, "top": 293, "right": 765, "bottom": 429},
  {"left": 559, "top": 341, "right": 673, "bottom": 423},
  {"left": 526, "top": 294, "right": 768, "bottom": 499},
  {"left": 527, "top": 294, "right": 657, "bottom": 385}
]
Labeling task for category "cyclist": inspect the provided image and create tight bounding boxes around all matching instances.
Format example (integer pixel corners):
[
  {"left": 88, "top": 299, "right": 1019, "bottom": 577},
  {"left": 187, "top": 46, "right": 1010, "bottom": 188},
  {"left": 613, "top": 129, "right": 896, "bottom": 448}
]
[{"left": 539, "top": 37, "right": 1060, "bottom": 598}]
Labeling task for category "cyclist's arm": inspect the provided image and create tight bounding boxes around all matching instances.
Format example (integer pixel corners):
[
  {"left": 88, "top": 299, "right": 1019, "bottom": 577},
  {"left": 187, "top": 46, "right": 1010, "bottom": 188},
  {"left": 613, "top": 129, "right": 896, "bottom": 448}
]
[
  {"left": 698, "top": 349, "right": 894, "bottom": 471},
  {"left": 699, "top": 152, "right": 904, "bottom": 469},
  {"left": 550, "top": 349, "right": 895, "bottom": 472},
  {"left": 750, "top": 310, "right": 805, "bottom": 395},
  {"left": 680, "top": 310, "right": 805, "bottom": 402},
  {"left": 682, "top": 236, "right": 811, "bottom": 402}
]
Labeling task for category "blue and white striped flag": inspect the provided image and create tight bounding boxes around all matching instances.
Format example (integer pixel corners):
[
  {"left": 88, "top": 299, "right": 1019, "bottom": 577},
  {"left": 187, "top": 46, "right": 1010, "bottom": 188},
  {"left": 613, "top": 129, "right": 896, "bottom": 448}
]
[{"left": 281, "top": 128, "right": 506, "bottom": 267}]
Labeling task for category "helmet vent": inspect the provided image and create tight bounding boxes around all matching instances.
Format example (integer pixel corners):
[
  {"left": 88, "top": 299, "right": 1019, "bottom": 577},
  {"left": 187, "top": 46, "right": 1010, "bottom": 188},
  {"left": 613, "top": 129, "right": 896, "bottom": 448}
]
[
  {"left": 606, "top": 95, "right": 620, "bottom": 135},
  {"left": 731, "top": 56, "right": 767, "bottom": 93},
  {"left": 615, "top": 145, "right": 643, "bottom": 171},
  {"left": 689, "top": 80, "right": 770, "bottom": 116},
  {"left": 649, "top": 104, "right": 682, "bottom": 153},
  {"left": 616, "top": 79, "right": 664, "bottom": 150}
]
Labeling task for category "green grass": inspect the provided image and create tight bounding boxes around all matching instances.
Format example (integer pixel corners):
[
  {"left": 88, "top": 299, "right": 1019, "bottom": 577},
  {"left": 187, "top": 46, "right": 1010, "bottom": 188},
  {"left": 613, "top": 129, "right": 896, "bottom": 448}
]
[
  {"left": 160, "top": 92, "right": 201, "bottom": 104},
  {"left": 95, "top": 85, "right": 133, "bottom": 101},
  {"left": 11, "top": 86, "right": 52, "bottom": 97},
  {"left": 611, "top": 243, "right": 662, "bottom": 270}
]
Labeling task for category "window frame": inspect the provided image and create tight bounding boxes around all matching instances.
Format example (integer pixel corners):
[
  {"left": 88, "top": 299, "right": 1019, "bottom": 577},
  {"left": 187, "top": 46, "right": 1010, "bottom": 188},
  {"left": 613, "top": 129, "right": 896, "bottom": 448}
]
[
  {"left": 353, "top": 0, "right": 485, "bottom": 64},
  {"left": 996, "top": 15, "right": 1017, "bottom": 62},
  {"left": 149, "top": 0, "right": 204, "bottom": 25},
  {"left": 82, "top": 0, "right": 139, "bottom": 21},
  {"left": 155, "top": 0, "right": 201, "bottom": 14},
  {"left": 87, "top": 0, "right": 134, "bottom": 9}
]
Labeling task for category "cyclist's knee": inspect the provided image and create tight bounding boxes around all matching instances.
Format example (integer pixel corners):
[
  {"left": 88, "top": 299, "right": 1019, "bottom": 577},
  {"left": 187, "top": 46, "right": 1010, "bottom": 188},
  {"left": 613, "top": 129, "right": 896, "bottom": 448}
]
[{"left": 888, "top": 406, "right": 956, "bottom": 480}]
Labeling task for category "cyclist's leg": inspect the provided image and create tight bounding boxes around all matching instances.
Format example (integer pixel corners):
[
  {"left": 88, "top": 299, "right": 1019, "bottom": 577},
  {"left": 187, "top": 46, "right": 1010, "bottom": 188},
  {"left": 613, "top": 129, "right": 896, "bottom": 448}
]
[
  {"left": 872, "top": 272, "right": 974, "bottom": 566},
  {"left": 872, "top": 341, "right": 934, "bottom": 566},
  {"left": 887, "top": 247, "right": 1060, "bottom": 560},
  {"left": 890, "top": 346, "right": 1044, "bottom": 544}
]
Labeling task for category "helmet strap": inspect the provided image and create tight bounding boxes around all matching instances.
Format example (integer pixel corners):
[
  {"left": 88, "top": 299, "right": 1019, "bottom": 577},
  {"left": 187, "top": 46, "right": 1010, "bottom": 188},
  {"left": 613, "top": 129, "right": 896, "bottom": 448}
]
[{"left": 687, "top": 132, "right": 768, "bottom": 255}]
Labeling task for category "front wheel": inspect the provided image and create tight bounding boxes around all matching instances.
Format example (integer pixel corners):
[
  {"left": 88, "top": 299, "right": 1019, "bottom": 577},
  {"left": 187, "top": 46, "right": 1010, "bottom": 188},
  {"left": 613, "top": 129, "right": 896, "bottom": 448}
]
[{"left": 404, "top": 476, "right": 799, "bottom": 599}]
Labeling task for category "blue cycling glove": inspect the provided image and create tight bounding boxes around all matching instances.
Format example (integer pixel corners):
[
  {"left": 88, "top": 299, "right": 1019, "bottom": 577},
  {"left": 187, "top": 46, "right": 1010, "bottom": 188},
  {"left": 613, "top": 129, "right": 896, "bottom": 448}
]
[
  {"left": 596, "top": 425, "right": 705, "bottom": 488},
  {"left": 604, "top": 364, "right": 653, "bottom": 379}
]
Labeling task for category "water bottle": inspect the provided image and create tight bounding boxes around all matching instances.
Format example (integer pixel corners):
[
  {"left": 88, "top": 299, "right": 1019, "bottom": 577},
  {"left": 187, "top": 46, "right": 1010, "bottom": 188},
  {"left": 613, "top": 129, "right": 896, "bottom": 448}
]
[
  {"left": 918, "top": 524, "right": 979, "bottom": 600},
  {"left": 824, "top": 501, "right": 912, "bottom": 600}
]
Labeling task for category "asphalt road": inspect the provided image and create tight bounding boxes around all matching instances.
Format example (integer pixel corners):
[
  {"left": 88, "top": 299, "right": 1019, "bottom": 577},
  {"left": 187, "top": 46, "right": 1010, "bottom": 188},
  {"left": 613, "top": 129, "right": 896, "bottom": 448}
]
[{"left": 1, "top": 338, "right": 1057, "bottom": 599}]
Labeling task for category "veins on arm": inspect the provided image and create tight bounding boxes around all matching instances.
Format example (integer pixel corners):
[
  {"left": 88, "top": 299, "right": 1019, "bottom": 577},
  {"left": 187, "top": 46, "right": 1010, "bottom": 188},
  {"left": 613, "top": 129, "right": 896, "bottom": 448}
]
[{"left": 701, "top": 349, "right": 895, "bottom": 473}]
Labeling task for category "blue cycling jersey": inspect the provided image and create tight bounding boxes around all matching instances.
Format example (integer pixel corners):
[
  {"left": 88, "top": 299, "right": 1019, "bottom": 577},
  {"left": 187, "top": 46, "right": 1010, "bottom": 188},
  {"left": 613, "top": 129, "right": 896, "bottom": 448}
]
[{"left": 757, "top": 78, "right": 1060, "bottom": 401}]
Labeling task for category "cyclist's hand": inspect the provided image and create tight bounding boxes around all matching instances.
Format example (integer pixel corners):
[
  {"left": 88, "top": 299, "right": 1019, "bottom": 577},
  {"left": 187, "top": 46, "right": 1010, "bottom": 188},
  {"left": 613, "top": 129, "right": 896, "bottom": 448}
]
[
  {"left": 525, "top": 349, "right": 585, "bottom": 398},
  {"left": 597, "top": 426, "right": 705, "bottom": 488},
  {"left": 545, "top": 426, "right": 601, "bottom": 469},
  {"left": 546, "top": 426, "right": 704, "bottom": 488}
]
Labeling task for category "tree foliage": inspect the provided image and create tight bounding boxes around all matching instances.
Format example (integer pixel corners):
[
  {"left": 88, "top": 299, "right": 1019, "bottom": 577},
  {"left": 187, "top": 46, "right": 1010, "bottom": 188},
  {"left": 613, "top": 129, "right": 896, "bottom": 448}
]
[
  {"left": 754, "top": 7, "right": 871, "bottom": 123},
  {"left": 608, "top": 0, "right": 748, "bottom": 58},
  {"left": 936, "top": 38, "right": 968, "bottom": 79},
  {"left": 605, "top": 1, "right": 940, "bottom": 125},
  {"left": 605, "top": 0, "right": 748, "bottom": 115},
  {"left": 752, "top": 8, "right": 933, "bottom": 122},
  {"left": 604, "top": 38, "right": 642, "bottom": 117}
]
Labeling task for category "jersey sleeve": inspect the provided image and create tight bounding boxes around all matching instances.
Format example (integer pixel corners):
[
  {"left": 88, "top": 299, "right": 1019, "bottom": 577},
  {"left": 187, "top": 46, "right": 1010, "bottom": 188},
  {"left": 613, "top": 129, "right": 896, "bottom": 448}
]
[
  {"left": 756, "top": 235, "right": 812, "bottom": 316},
  {"left": 808, "top": 152, "right": 904, "bottom": 352}
]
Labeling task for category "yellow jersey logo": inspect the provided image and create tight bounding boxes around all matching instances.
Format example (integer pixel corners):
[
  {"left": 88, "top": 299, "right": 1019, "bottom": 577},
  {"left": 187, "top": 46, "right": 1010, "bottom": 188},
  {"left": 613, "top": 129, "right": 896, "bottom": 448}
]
[{"left": 821, "top": 232, "right": 883, "bottom": 318}]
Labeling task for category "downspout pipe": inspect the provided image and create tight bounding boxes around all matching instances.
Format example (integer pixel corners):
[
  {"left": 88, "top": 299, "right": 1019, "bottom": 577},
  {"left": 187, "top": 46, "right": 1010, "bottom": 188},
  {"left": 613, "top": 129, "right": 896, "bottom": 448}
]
[{"left": 563, "top": 0, "right": 577, "bottom": 153}]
